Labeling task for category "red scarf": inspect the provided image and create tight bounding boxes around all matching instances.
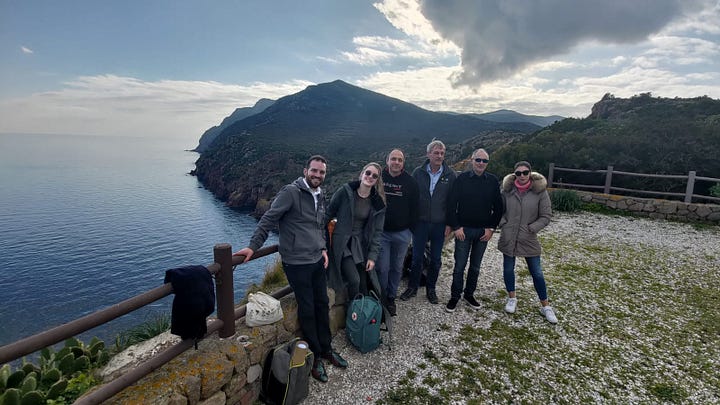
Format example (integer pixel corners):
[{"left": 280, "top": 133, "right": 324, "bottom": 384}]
[{"left": 514, "top": 178, "right": 532, "bottom": 194}]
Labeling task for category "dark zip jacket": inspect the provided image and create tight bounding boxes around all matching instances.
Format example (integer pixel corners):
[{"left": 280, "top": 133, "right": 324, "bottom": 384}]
[{"left": 412, "top": 160, "right": 457, "bottom": 224}]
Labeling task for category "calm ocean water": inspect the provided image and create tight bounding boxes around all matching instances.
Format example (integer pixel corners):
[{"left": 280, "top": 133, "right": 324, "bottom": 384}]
[{"left": 0, "top": 133, "right": 277, "bottom": 348}]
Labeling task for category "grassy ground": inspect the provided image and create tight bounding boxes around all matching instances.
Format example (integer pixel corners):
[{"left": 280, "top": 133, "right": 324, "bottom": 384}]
[{"left": 377, "top": 214, "right": 720, "bottom": 404}]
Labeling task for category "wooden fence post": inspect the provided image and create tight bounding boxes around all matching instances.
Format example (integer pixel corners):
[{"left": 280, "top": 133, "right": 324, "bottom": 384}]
[
  {"left": 548, "top": 163, "right": 554, "bottom": 187},
  {"left": 685, "top": 171, "right": 696, "bottom": 203},
  {"left": 604, "top": 165, "right": 614, "bottom": 194},
  {"left": 214, "top": 243, "right": 235, "bottom": 338}
]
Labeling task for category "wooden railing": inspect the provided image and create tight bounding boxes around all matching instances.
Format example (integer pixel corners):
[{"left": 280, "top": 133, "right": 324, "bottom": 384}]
[
  {"left": 547, "top": 164, "right": 720, "bottom": 204},
  {"left": 0, "top": 243, "right": 287, "bottom": 405}
]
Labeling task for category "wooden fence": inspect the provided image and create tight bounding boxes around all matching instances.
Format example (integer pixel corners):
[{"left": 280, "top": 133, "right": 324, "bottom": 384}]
[
  {"left": 547, "top": 164, "right": 720, "bottom": 204},
  {"left": 0, "top": 243, "right": 285, "bottom": 405}
]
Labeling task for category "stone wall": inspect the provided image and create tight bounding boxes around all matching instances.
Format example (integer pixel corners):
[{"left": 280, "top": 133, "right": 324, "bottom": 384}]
[
  {"left": 97, "top": 289, "right": 346, "bottom": 405},
  {"left": 553, "top": 189, "right": 720, "bottom": 223}
]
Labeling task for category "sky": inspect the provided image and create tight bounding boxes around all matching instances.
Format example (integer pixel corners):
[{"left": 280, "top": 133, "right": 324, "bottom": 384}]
[{"left": 1, "top": 0, "right": 719, "bottom": 147}]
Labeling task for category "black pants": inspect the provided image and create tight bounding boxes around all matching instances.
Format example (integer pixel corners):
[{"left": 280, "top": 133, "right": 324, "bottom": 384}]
[
  {"left": 340, "top": 256, "right": 369, "bottom": 299},
  {"left": 283, "top": 258, "right": 332, "bottom": 356}
]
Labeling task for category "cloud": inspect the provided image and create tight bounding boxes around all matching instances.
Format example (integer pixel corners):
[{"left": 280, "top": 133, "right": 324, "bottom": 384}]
[
  {"left": 0, "top": 75, "right": 311, "bottom": 144},
  {"left": 411, "top": 0, "right": 715, "bottom": 87},
  {"left": 21, "top": 46, "right": 34, "bottom": 54}
]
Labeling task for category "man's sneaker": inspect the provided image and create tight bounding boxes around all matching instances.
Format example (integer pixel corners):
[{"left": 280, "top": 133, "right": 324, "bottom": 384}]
[
  {"left": 540, "top": 306, "right": 558, "bottom": 324},
  {"left": 321, "top": 350, "right": 348, "bottom": 368},
  {"left": 311, "top": 359, "right": 328, "bottom": 382},
  {"left": 505, "top": 297, "right": 518, "bottom": 314},
  {"left": 426, "top": 289, "right": 439, "bottom": 304},
  {"left": 463, "top": 295, "right": 481, "bottom": 310},
  {"left": 399, "top": 287, "right": 417, "bottom": 301},
  {"left": 445, "top": 297, "right": 459, "bottom": 313},
  {"left": 387, "top": 298, "right": 397, "bottom": 316}
]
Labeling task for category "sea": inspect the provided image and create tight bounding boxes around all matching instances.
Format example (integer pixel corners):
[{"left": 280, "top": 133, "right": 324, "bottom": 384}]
[{"left": 0, "top": 133, "right": 278, "bottom": 349}]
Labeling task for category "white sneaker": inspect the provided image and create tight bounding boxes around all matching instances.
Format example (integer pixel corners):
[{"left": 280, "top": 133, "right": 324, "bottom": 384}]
[
  {"left": 540, "top": 306, "right": 558, "bottom": 324},
  {"left": 504, "top": 297, "right": 517, "bottom": 313}
]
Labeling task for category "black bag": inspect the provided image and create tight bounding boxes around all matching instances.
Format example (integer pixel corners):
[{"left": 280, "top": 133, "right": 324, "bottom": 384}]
[{"left": 260, "top": 338, "right": 314, "bottom": 405}]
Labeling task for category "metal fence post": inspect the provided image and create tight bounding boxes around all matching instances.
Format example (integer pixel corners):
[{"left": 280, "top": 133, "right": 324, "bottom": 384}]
[
  {"left": 548, "top": 163, "right": 554, "bottom": 187},
  {"left": 213, "top": 243, "right": 235, "bottom": 338},
  {"left": 685, "top": 171, "right": 696, "bottom": 203},
  {"left": 604, "top": 165, "right": 614, "bottom": 194}
]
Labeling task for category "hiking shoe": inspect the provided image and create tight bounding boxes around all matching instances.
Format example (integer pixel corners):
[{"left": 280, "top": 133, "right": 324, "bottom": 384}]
[
  {"left": 426, "top": 289, "right": 439, "bottom": 304},
  {"left": 387, "top": 298, "right": 397, "bottom": 316},
  {"left": 463, "top": 295, "right": 481, "bottom": 310},
  {"left": 322, "top": 350, "right": 348, "bottom": 368},
  {"left": 445, "top": 297, "right": 459, "bottom": 313},
  {"left": 505, "top": 297, "right": 518, "bottom": 314},
  {"left": 311, "top": 359, "right": 328, "bottom": 382},
  {"left": 540, "top": 306, "right": 558, "bottom": 324},
  {"left": 399, "top": 287, "right": 417, "bottom": 301}
]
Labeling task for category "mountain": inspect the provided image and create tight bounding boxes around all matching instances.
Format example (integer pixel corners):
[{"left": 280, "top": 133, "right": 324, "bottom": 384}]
[
  {"left": 471, "top": 109, "right": 564, "bottom": 127},
  {"left": 193, "top": 80, "right": 540, "bottom": 213},
  {"left": 490, "top": 93, "right": 720, "bottom": 196},
  {"left": 194, "top": 98, "right": 275, "bottom": 152}
]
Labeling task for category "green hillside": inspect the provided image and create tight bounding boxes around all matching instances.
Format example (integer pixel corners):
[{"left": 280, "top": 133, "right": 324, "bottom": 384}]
[{"left": 491, "top": 93, "right": 720, "bottom": 197}]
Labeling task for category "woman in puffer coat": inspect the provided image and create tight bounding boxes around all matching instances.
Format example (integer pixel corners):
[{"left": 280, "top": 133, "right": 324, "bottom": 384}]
[
  {"left": 497, "top": 161, "right": 557, "bottom": 324},
  {"left": 325, "top": 162, "right": 386, "bottom": 302}
]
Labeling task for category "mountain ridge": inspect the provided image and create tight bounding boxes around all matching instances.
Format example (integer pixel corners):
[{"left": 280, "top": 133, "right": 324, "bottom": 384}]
[{"left": 193, "top": 80, "right": 540, "bottom": 214}]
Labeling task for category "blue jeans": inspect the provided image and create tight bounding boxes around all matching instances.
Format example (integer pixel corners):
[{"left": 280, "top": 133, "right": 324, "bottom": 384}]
[
  {"left": 450, "top": 227, "right": 488, "bottom": 299},
  {"left": 502, "top": 255, "right": 547, "bottom": 301},
  {"left": 377, "top": 229, "right": 412, "bottom": 300},
  {"left": 283, "top": 258, "right": 332, "bottom": 356},
  {"left": 409, "top": 221, "right": 446, "bottom": 291}
]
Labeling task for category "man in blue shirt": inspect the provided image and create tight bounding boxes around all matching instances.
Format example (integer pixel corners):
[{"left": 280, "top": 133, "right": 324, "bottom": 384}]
[{"left": 400, "top": 140, "right": 456, "bottom": 304}]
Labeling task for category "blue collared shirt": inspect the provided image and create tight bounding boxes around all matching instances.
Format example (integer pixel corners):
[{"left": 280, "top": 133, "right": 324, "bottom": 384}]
[{"left": 426, "top": 164, "right": 444, "bottom": 196}]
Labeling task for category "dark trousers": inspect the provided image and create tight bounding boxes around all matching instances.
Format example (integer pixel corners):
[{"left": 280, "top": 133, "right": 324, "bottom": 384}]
[
  {"left": 340, "top": 256, "right": 369, "bottom": 299},
  {"left": 409, "top": 221, "right": 446, "bottom": 291},
  {"left": 283, "top": 259, "right": 332, "bottom": 356}
]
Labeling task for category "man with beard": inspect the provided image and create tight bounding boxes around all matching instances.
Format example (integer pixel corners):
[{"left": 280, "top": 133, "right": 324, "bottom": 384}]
[{"left": 234, "top": 155, "right": 347, "bottom": 383}]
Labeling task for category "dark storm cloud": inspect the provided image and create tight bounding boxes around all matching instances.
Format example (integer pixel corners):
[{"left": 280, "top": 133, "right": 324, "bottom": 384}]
[{"left": 419, "top": 0, "right": 712, "bottom": 86}]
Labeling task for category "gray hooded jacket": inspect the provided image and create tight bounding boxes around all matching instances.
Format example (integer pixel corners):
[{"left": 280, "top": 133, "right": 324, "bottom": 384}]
[{"left": 248, "top": 177, "right": 326, "bottom": 265}]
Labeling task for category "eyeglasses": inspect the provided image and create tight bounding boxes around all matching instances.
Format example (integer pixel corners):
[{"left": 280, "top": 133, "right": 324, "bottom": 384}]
[
  {"left": 474, "top": 158, "right": 489, "bottom": 163},
  {"left": 515, "top": 170, "right": 530, "bottom": 176},
  {"left": 364, "top": 170, "right": 379, "bottom": 179}
]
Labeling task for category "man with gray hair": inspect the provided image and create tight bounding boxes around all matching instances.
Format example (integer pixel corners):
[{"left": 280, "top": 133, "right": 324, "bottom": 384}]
[
  {"left": 444, "top": 148, "right": 503, "bottom": 312},
  {"left": 400, "top": 139, "right": 456, "bottom": 304}
]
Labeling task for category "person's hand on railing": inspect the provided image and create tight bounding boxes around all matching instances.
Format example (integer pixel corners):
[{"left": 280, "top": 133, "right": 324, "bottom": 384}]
[{"left": 233, "top": 247, "right": 254, "bottom": 263}]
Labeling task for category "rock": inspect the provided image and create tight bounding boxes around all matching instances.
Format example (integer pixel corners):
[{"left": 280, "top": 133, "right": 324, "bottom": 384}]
[
  {"left": 198, "top": 391, "right": 225, "bottom": 405},
  {"left": 246, "top": 365, "right": 262, "bottom": 383}
]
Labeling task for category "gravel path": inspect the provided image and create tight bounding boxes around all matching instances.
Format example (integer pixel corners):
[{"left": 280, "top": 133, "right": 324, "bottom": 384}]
[{"left": 304, "top": 212, "right": 720, "bottom": 404}]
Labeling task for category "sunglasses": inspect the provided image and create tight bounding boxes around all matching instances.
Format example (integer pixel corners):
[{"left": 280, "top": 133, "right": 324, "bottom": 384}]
[
  {"left": 474, "top": 158, "right": 489, "bottom": 163},
  {"left": 364, "top": 170, "right": 379, "bottom": 179},
  {"left": 515, "top": 170, "right": 531, "bottom": 176}
]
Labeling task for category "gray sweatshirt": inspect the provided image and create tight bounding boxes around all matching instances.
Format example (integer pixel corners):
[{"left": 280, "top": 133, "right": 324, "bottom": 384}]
[{"left": 248, "top": 177, "right": 327, "bottom": 265}]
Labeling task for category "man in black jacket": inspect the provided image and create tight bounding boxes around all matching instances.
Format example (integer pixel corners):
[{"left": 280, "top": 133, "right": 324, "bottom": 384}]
[
  {"left": 400, "top": 139, "right": 456, "bottom": 304},
  {"left": 377, "top": 149, "right": 419, "bottom": 315},
  {"left": 445, "top": 148, "right": 503, "bottom": 312}
]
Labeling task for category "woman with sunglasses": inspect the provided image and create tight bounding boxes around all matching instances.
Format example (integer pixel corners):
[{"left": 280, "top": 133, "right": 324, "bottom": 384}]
[
  {"left": 497, "top": 161, "right": 557, "bottom": 324},
  {"left": 325, "top": 162, "right": 387, "bottom": 301}
]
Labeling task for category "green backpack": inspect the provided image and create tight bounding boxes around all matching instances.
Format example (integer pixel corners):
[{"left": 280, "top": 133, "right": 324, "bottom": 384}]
[{"left": 345, "top": 290, "right": 383, "bottom": 353}]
